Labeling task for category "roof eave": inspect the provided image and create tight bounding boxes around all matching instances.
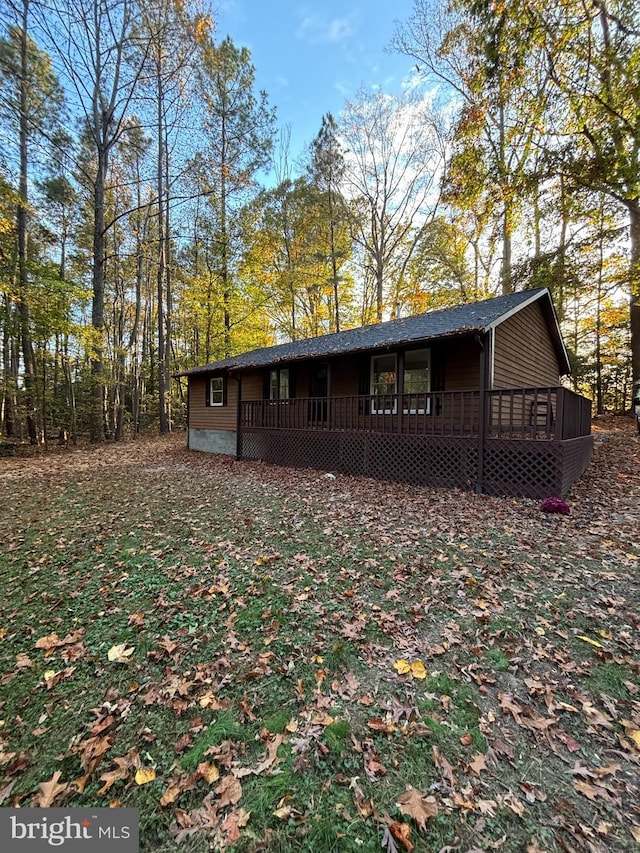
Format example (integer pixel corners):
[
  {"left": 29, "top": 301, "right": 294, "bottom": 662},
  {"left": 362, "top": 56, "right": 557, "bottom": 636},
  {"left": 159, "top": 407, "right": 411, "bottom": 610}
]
[{"left": 178, "top": 326, "right": 485, "bottom": 377}]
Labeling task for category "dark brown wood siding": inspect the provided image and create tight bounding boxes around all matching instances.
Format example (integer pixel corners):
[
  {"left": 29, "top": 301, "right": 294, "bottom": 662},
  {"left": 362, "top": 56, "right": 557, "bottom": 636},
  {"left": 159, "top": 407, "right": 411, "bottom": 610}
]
[
  {"left": 295, "top": 365, "right": 310, "bottom": 397},
  {"left": 189, "top": 369, "right": 265, "bottom": 432},
  {"left": 442, "top": 337, "right": 481, "bottom": 389},
  {"left": 241, "top": 370, "right": 264, "bottom": 401},
  {"left": 189, "top": 375, "right": 238, "bottom": 430},
  {"left": 328, "top": 355, "right": 361, "bottom": 396},
  {"left": 235, "top": 342, "right": 482, "bottom": 401},
  {"left": 327, "top": 343, "right": 481, "bottom": 396},
  {"left": 492, "top": 302, "right": 561, "bottom": 389},
  {"left": 228, "top": 356, "right": 364, "bottom": 400}
]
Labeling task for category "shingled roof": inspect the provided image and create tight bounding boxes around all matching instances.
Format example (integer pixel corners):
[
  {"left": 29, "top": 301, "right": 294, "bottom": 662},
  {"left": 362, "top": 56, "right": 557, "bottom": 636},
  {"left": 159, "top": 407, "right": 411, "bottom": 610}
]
[{"left": 180, "top": 288, "right": 570, "bottom": 376}]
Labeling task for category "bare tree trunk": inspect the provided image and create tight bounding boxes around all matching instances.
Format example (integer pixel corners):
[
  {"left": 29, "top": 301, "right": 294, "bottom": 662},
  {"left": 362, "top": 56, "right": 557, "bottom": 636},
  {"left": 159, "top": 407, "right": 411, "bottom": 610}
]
[
  {"left": 533, "top": 188, "right": 541, "bottom": 261},
  {"left": 157, "top": 231, "right": 167, "bottom": 433},
  {"left": 2, "top": 296, "right": 17, "bottom": 437},
  {"left": 90, "top": 145, "right": 107, "bottom": 441},
  {"left": 156, "top": 58, "right": 169, "bottom": 434},
  {"left": 62, "top": 335, "right": 77, "bottom": 444},
  {"left": 204, "top": 256, "right": 213, "bottom": 362},
  {"left": 17, "top": 0, "right": 38, "bottom": 444},
  {"left": 220, "top": 114, "right": 232, "bottom": 358},
  {"left": 497, "top": 102, "right": 513, "bottom": 296},
  {"left": 595, "top": 206, "right": 605, "bottom": 415},
  {"left": 628, "top": 200, "right": 640, "bottom": 389},
  {"left": 376, "top": 259, "right": 384, "bottom": 322},
  {"left": 41, "top": 354, "right": 48, "bottom": 443},
  {"left": 501, "top": 208, "right": 513, "bottom": 295},
  {"left": 555, "top": 176, "right": 569, "bottom": 323},
  {"left": 165, "top": 250, "right": 172, "bottom": 430},
  {"left": 328, "top": 201, "right": 340, "bottom": 332},
  {"left": 164, "top": 126, "right": 172, "bottom": 431}
]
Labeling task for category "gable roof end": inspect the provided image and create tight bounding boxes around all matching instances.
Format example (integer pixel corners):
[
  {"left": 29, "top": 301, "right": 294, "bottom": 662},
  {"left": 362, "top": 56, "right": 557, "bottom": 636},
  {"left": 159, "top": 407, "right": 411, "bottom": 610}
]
[{"left": 484, "top": 288, "right": 570, "bottom": 375}]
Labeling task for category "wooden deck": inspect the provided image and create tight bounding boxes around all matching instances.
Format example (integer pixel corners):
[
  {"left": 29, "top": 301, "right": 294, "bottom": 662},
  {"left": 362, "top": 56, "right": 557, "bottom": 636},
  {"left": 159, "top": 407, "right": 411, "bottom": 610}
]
[{"left": 238, "top": 387, "right": 593, "bottom": 499}]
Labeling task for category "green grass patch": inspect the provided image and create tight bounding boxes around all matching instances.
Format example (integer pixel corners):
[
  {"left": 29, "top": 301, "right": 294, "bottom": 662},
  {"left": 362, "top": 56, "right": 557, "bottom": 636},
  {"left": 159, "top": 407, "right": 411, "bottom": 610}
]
[
  {"left": 323, "top": 720, "right": 351, "bottom": 754},
  {"left": 483, "top": 647, "right": 511, "bottom": 671},
  {"left": 180, "top": 713, "right": 247, "bottom": 770},
  {"left": 586, "top": 663, "right": 637, "bottom": 700}
]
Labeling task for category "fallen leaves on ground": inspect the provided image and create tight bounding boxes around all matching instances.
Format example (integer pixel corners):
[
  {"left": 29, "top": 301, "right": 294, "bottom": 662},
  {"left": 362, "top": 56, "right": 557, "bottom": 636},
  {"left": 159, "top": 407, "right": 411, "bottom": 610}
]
[
  {"left": 32, "top": 771, "right": 68, "bottom": 807},
  {"left": 393, "top": 659, "right": 427, "bottom": 679},
  {"left": 395, "top": 785, "right": 438, "bottom": 829},
  {"left": 107, "top": 644, "right": 135, "bottom": 663},
  {"left": 0, "top": 419, "right": 638, "bottom": 850}
]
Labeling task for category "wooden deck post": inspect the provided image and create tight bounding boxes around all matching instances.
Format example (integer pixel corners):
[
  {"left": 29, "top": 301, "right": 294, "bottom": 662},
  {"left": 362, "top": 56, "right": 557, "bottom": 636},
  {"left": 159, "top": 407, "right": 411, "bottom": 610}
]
[
  {"left": 555, "top": 386, "right": 565, "bottom": 441},
  {"left": 235, "top": 373, "right": 242, "bottom": 460},
  {"left": 396, "top": 351, "right": 404, "bottom": 434},
  {"left": 186, "top": 379, "right": 190, "bottom": 449},
  {"left": 476, "top": 334, "right": 488, "bottom": 494}
]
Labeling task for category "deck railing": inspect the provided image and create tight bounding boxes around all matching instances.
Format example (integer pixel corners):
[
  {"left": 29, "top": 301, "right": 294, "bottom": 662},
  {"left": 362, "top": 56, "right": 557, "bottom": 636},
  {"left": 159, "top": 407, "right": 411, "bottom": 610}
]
[
  {"left": 487, "top": 387, "right": 592, "bottom": 439},
  {"left": 558, "top": 388, "right": 593, "bottom": 439},
  {"left": 241, "top": 391, "right": 480, "bottom": 436},
  {"left": 240, "top": 387, "right": 592, "bottom": 441}
]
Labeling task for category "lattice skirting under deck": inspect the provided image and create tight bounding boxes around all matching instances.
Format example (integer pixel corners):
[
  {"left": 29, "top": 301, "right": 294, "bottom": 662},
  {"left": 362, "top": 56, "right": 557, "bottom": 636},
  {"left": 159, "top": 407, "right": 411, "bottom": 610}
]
[
  {"left": 559, "top": 435, "right": 595, "bottom": 496},
  {"left": 238, "top": 429, "right": 593, "bottom": 498},
  {"left": 481, "top": 435, "right": 593, "bottom": 498}
]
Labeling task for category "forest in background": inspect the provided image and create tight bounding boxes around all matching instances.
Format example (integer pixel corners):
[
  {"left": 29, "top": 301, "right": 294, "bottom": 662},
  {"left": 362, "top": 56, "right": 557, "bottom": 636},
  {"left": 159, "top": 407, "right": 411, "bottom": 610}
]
[{"left": 0, "top": 0, "right": 638, "bottom": 444}]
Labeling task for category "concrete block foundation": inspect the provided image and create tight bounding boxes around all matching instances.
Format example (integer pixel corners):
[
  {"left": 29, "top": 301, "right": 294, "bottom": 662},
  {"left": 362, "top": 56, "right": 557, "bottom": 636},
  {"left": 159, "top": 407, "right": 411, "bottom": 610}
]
[{"left": 188, "top": 428, "right": 237, "bottom": 456}]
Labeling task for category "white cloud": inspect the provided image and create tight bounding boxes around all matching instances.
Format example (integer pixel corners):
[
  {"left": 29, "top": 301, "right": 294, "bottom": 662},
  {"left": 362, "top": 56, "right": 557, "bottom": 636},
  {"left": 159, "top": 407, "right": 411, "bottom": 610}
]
[
  {"left": 216, "top": 0, "right": 247, "bottom": 25},
  {"left": 334, "top": 79, "right": 352, "bottom": 97},
  {"left": 296, "top": 11, "right": 357, "bottom": 44}
]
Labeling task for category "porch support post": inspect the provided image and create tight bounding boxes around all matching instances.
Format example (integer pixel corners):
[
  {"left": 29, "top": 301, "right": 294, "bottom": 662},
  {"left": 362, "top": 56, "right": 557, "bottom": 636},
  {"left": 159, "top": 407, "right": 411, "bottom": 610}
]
[
  {"left": 235, "top": 373, "right": 242, "bottom": 460},
  {"left": 555, "top": 386, "right": 565, "bottom": 441},
  {"left": 186, "top": 379, "right": 190, "bottom": 449},
  {"left": 397, "top": 350, "right": 404, "bottom": 433},
  {"left": 475, "top": 334, "right": 488, "bottom": 494}
]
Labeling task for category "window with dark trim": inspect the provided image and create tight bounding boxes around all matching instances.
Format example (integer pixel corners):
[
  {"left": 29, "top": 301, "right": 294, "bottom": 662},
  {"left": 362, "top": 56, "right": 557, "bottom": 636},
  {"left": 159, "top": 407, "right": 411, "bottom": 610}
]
[
  {"left": 269, "top": 368, "right": 290, "bottom": 400},
  {"left": 370, "top": 353, "right": 397, "bottom": 414},
  {"left": 369, "top": 349, "right": 431, "bottom": 414},
  {"left": 207, "top": 376, "right": 225, "bottom": 406},
  {"left": 403, "top": 348, "right": 431, "bottom": 413}
]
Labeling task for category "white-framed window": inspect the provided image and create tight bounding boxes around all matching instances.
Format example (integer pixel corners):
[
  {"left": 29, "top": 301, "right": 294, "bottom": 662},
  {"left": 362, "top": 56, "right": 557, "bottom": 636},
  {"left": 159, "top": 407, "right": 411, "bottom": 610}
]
[
  {"left": 269, "top": 368, "right": 290, "bottom": 401},
  {"left": 370, "top": 353, "right": 397, "bottom": 414},
  {"left": 209, "top": 376, "right": 225, "bottom": 406},
  {"left": 403, "top": 348, "right": 431, "bottom": 414}
]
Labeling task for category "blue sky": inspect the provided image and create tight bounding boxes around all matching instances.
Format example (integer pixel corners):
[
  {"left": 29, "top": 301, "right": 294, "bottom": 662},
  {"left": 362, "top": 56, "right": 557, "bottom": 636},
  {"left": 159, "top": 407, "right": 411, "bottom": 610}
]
[{"left": 213, "top": 0, "right": 418, "bottom": 166}]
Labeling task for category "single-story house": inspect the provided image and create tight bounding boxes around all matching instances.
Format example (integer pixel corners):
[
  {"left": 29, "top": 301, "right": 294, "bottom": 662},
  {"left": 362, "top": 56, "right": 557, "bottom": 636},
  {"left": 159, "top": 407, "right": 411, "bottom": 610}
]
[{"left": 178, "top": 288, "right": 593, "bottom": 498}]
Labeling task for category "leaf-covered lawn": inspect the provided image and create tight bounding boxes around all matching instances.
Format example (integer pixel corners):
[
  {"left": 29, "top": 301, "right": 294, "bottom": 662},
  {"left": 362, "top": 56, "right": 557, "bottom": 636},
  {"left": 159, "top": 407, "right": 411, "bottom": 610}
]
[{"left": 1, "top": 419, "right": 639, "bottom": 852}]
